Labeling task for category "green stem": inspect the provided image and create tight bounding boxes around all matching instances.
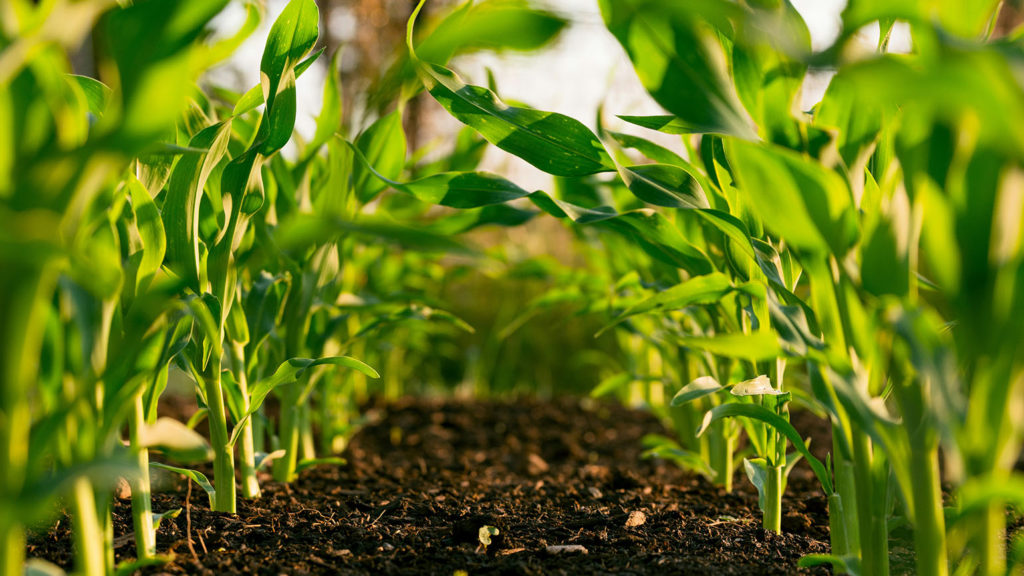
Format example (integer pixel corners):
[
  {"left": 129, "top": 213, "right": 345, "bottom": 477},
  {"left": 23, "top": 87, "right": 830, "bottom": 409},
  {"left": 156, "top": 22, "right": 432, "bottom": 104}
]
[
  {"left": 765, "top": 464, "right": 783, "bottom": 534},
  {"left": 974, "top": 502, "right": 1006, "bottom": 576},
  {"left": 71, "top": 477, "right": 106, "bottom": 576},
  {"left": 299, "top": 403, "right": 316, "bottom": 462},
  {"left": 204, "top": 358, "right": 236, "bottom": 513},
  {"left": 231, "top": 342, "right": 260, "bottom": 499},
  {"left": 852, "top": 431, "right": 888, "bottom": 576},
  {"left": 273, "top": 386, "right": 300, "bottom": 483},
  {"left": 0, "top": 519, "right": 24, "bottom": 576},
  {"left": 708, "top": 423, "right": 734, "bottom": 492},
  {"left": 828, "top": 492, "right": 851, "bottom": 558},
  {"left": 908, "top": 442, "right": 947, "bottom": 576},
  {"left": 1, "top": 269, "right": 56, "bottom": 576},
  {"left": 833, "top": 433, "right": 861, "bottom": 556},
  {"left": 129, "top": 393, "right": 156, "bottom": 559}
]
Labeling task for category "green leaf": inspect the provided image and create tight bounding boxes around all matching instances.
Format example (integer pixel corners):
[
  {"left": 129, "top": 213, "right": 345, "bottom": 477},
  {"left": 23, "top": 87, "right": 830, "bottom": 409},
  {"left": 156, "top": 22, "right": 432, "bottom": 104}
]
[
  {"left": 841, "top": 0, "right": 999, "bottom": 39},
  {"left": 273, "top": 213, "right": 474, "bottom": 255},
  {"left": 232, "top": 47, "right": 325, "bottom": 116},
  {"left": 618, "top": 115, "right": 691, "bottom": 135},
  {"left": 126, "top": 174, "right": 165, "bottom": 294},
  {"left": 417, "top": 64, "right": 615, "bottom": 177},
  {"left": 355, "top": 141, "right": 531, "bottom": 209},
  {"left": 161, "top": 122, "right": 233, "bottom": 293},
  {"left": 598, "top": 273, "right": 735, "bottom": 336},
  {"left": 103, "top": 0, "right": 230, "bottom": 147},
  {"left": 743, "top": 457, "right": 772, "bottom": 516},
  {"left": 726, "top": 139, "right": 857, "bottom": 255},
  {"left": 697, "top": 402, "right": 833, "bottom": 494},
  {"left": 150, "top": 463, "right": 216, "bottom": 508},
  {"left": 528, "top": 191, "right": 713, "bottom": 274},
  {"left": 478, "top": 525, "right": 499, "bottom": 547},
  {"left": 641, "top": 434, "right": 716, "bottom": 479},
  {"left": 67, "top": 74, "right": 111, "bottom": 118},
  {"left": 591, "top": 372, "right": 633, "bottom": 398},
  {"left": 254, "top": 449, "right": 287, "bottom": 470},
  {"left": 407, "top": 6, "right": 612, "bottom": 177},
  {"left": 295, "top": 457, "right": 346, "bottom": 474},
  {"left": 260, "top": 0, "right": 319, "bottom": 137},
  {"left": 202, "top": 1, "right": 262, "bottom": 68},
  {"left": 861, "top": 214, "right": 910, "bottom": 297},
  {"left": 621, "top": 164, "right": 710, "bottom": 209},
  {"left": 353, "top": 110, "right": 407, "bottom": 203},
  {"left": 141, "top": 418, "right": 214, "bottom": 463},
  {"left": 599, "top": 0, "right": 755, "bottom": 138},
  {"left": 229, "top": 356, "right": 379, "bottom": 446},
  {"left": 114, "top": 554, "right": 173, "bottom": 576},
  {"left": 371, "top": 0, "right": 567, "bottom": 112},
  {"left": 731, "top": 375, "right": 781, "bottom": 397},
  {"left": 798, "top": 554, "right": 861, "bottom": 575},
  {"left": 768, "top": 291, "right": 824, "bottom": 356},
  {"left": 671, "top": 331, "right": 782, "bottom": 361},
  {"left": 308, "top": 48, "right": 343, "bottom": 156},
  {"left": 670, "top": 376, "right": 724, "bottom": 406},
  {"left": 151, "top": 508, "right": 182, "bottom": 532}
]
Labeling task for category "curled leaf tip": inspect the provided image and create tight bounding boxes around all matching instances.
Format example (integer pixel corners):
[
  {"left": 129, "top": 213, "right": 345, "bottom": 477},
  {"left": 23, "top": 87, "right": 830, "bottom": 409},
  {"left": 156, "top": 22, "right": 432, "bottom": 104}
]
[
  {"left": 730, "top": 375, "right": 781, "bottom": 396},
  {"left": 407, "top": 0, "right": 427, "bottom": 59}
]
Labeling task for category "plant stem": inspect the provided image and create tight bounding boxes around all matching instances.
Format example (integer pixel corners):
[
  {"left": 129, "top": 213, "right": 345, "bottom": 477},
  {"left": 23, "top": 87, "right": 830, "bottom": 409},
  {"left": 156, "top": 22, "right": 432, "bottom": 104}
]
[
  {"left": 299, "top": 403, "right": 316, "bottom": 462},
  {"left": 832, "top": 434, "right": 861, "bottom": 556},
  {"left": 708, "top": 423, "right": 734, "bottom": 492},
  {"left": 0, "top": 519, "right": 24, "bottom": 576},
  {"left": 129, "top": 393, "right": 156, "bottom": 559},
  {"left": 765, "top": 464, "right": 783, "bottom": 534},
  {"left": 852, "top": 430, "right": 888, "bottom": 576},
  {"left": 204, "top": 357, "right": 236, "bottom": 513},
  {"left": 828, "top": 492, "right": 850, "bottom": 557},
  {"left": 1, "top": 268, "right": 56, "bottom": 576},
  {"left": 973, "top": 501, "right": 1006, "bottom": 576},
  {"left": 908, "top": 442, "right": 947, "bottom": 576},
  {"left": 71, "top": 477, "right": 105, "bottom": 576},
  {"left": 273, "top": 386, "right": 300, "bottom": 483},
  {"left": 231, "top": 342, "right": 260, "bottom": 499}
]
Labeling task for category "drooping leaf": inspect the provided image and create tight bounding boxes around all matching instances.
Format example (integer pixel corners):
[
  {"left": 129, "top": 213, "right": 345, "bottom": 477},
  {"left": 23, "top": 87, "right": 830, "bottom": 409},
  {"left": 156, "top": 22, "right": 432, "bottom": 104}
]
[
  {"left": 67, "top": 74, "right": 111, "bottom": 118},
  {"left": 417, "top": 64, "right": 616, "bottom": 177},
  {"left": 697, "top": 402, "right": 833, "bottom": 494},
  {"left": 407, "top": 5, "right": 614, "bottom": 177},
  {"left": 352, "top": 141, "right": 531, "bottom": 208},
  {"left": 528, "top": 191, "right": 713, "bottom": 274},
  {"left": 618, "top": 115, "right": 691, "bottom": 135},
  {"left": 597, "top": 273, "right": 735, "bottom": 336},
  {"left": 671, "top": 330, "right": 782, "bottom": 361},
  {"left": 353, "top": 109, "right": 406, "bottom": 203},
  {"left": 620, "top": 164, "right": 710, "bottom": 209},
  {"left": 670, "top": 376, "right": 724, "bottom": 406},
  {"left": 641, "top": 434, "right": 717, "bottom": 479},
  {"left": 229, "top": 356, "right": 379, "bottom": 446},
  {"left": 150, "top": 463, "right": 216, "bottom": 508},
  {"left": 727, "top": 139, "right": 857, "bottom": 255},
  {"left": 599, "top": 0, "right": 756, "bottom": 138},
  {"left": 141, "top": 418, "right": 214, "bottom": 463}
]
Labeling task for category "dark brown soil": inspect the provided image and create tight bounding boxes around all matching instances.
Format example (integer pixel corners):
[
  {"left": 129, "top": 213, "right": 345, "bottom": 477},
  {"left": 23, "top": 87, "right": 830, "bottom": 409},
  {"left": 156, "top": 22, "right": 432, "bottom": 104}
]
[{"left": 28, "top": 397, "right": 833, "bottom": 575}]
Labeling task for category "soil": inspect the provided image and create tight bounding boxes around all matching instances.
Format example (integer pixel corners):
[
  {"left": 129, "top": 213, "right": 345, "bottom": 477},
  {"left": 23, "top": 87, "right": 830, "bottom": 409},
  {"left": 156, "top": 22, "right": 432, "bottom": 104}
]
[{"left": 28, "top": 397, "right": 835, "bottom": 575}]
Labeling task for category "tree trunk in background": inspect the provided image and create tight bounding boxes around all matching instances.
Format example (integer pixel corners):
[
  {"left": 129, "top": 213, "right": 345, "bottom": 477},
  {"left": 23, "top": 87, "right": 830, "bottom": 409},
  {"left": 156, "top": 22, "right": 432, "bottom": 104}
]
[{"left": 995, "top": 0, "right": 1024, "bottom": 36}]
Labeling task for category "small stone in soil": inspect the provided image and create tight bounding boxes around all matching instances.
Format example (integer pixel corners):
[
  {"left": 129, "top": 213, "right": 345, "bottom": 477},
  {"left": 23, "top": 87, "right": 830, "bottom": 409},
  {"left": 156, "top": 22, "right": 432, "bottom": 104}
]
[{"left": 626, "top": 510, "right": 647, "bottom": 527}]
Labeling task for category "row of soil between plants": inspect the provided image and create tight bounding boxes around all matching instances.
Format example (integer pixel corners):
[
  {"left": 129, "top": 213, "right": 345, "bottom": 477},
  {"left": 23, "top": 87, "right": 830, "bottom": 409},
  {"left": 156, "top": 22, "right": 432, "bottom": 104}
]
[{"left": 31, "top": 397, "right": 846, "bottom": 575}]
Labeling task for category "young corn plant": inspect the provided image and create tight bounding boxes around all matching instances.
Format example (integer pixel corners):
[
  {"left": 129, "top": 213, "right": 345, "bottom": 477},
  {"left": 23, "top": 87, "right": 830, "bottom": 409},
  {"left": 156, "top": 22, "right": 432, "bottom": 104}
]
[{"left": 2, "top": 0, "right": 232, "bottom": 572}]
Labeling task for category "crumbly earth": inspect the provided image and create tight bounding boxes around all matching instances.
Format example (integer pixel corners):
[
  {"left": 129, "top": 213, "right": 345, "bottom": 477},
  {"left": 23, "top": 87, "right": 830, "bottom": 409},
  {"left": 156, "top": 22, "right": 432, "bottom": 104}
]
[{"left": 28, "top": 397, "right": 836, "bottom": 575}]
